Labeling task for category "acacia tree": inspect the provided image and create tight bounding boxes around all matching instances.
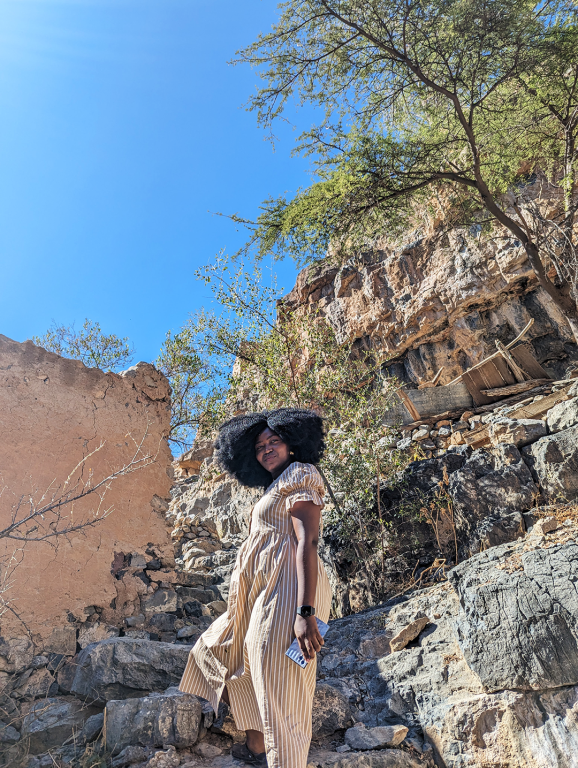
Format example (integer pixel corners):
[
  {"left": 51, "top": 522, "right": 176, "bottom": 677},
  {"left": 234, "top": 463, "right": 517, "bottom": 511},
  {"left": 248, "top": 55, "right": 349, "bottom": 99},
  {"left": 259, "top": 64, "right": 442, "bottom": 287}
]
[
  {"left": 234, "top": 0, "right": 578, "bottom": 338},
  {"left": 174, "top": 259, "right": 408, "bottom": 581},
  {"left": 33, "top": 319, "right": 134, "bottom": 371}
]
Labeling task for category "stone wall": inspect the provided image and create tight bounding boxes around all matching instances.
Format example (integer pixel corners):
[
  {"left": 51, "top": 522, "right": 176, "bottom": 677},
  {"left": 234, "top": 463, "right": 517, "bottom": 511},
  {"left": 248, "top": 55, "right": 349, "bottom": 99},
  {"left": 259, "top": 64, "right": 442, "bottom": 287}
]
[{"left": 0, "top": 335, "right": 174, "bottom": 643}]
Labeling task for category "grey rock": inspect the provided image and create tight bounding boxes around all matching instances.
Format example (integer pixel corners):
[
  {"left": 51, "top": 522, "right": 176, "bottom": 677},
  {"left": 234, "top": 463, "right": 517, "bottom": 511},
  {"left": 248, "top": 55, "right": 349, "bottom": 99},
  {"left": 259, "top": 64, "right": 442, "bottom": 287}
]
[
  {"left": 70, "top": 638, "right": 191, "bottom": 703},
  {"left": 13, "top": 668, "right": 58, "bottom": 701},
  {"left": 0, "top": 636, "right": 34, "bottom": 674},
  {"left": 81, "top": 712, "right": 104, "bottom": 743},
  {"left": 177, "top": 586, "right": 216, "bottom": 604},
  {"left": 396, "top": 437, "right": 412, "bottom": 451},
  {"left": 344, "top": 723, "right": 408, "bottom": 750},
  {"left": 525, "top": 424, "right": 578, "bottom": 502},
  {"left": 126, "top": 614, "right": 145, "bottom": 627},
  {"left": 530, "top": 516, "right": 558, "bottom": 535},
  {"left": 449, "top": 537, "right": 578, "bottom": 691},
  {"left": 474, "top": 509, "right": 525, "bottom": 549},
  {"left": 569, "top": 380, "right": 578, "bottom": 398},
  {"left": 312, "top": 681, "right": 352, "bottom": 737},
  {"left": 176, "top": 625, "right": 199, "bottom": 640},
  {"left": 448, "top": 444, "right": 537, "bottom": 554},
  {"left": 105, "top": 689, "right": 202, "bottom": 755},
  {"left": 78, "top": 622, "right": 120, "bottom": 649},
  {"left": 20, "top": 697, "right": 101, "bottom": 754},
  {"left": 56, "top": 655, "right": 79, "bottom": 694},
  {"left": 111, "top": 745, "right": 150, "bottom": 767},
  {"left": 0, "top": 719, "right": 20, "bottom": 743},
  {"left": 148, "top": 613, "right": 177, "bottom": 632},
  {"left": 43, "top": 626, "right": 77, "bottom": 656},
  {"left": 31, "top": 656, "right": 49, "bottom": 669},
  {"left": 142, "top": 589, "right": 178, "bottom": 614},
  {"left": 488, "top": 417, "right": 547, "bottom": 448},
  {"left": 307, "top": 747, "right": 421, "bottom": 767},
  {"left": 316, "top": 526, "right": 578, "bottom": 767},
  {"left": 547, "top": 397, "right": 578, "bottom": 433}
]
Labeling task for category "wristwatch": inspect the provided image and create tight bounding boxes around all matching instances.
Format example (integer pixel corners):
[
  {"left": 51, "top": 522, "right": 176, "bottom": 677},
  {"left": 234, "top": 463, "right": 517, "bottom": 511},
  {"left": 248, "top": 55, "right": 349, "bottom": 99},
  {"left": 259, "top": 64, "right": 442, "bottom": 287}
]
[{"left": 296, "top": 605, "right": 315, "bottom": 618}]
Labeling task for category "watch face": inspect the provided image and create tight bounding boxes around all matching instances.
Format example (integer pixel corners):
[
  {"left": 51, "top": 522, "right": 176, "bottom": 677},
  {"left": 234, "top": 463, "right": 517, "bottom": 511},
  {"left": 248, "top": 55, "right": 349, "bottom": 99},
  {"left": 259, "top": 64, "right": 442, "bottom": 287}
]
[{"left": 298, "top": 606, "right": 314, "bottom": 617}]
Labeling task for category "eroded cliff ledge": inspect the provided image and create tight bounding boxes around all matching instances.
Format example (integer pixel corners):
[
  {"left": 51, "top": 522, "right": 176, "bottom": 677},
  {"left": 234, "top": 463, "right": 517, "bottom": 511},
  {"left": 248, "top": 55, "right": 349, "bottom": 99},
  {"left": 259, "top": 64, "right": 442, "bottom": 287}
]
[{"left": 281, "top": 227, "right": 578, "bottom": 385}]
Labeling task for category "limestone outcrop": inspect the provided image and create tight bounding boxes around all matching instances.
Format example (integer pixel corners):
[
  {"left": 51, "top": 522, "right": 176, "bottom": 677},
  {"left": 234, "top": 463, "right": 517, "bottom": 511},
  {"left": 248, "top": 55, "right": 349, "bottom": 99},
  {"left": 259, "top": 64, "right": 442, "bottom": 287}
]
[
  {"left": 316, "top": 522, "right": 578, "bottom": 768},
  {"left": 8, "top": 215, "right": 578, "bottom": 767},
  {"left": 281, "top": 227, "right": 578, "bottom": 386}
]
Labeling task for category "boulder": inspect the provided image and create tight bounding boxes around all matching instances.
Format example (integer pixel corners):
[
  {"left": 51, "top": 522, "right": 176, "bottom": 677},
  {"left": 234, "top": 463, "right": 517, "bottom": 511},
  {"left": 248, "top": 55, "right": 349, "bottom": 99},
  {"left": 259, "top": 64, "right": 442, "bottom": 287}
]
[
  {"left": 546, "top": 397, "right": 578, "bottom": 433},
  {"left": 0, "top": 636, "right": 34, "bottom": 673},
  {"left": 70, "top": 638, "right": 191, "bottom": 703},
  {"left": 0, "top": 720, "right": 20, "bottom": 744},
  {"left": 20, "top": 696, "right": 101, "bottom": 754},
  {"left": 142, "top": 589, "right": 178, "bottom": 614},
  {"left": 474, "top": 509, "right": 525, "bottom": 549},
  {"left": 316, "top": 526, "right": 578, "bottom": 767},
  {"left": 81, "top": 712, "right": 104, "bottom": 743},
  {"left": 78, "top": 622, "right": 120, "bottom": 649},
  {"left": 309, "top": 751, "right": 421, "bottom": 767},
  {"left": 145, "top": 746, "right": 181, "bottom": 768},
  {"left": 524, "top": 424, "right": 578, "bottom": 502},
  {"left": 344, "top": 723, "right": 408, "bottom": 750},
  {"left": 111, "top": 745, "right": 150, "bottom": 768},
  {"left": 488, "top": 418, "right": 547, "bottom": 448},
  {"left": 312, "top": 682, "right": 352, "bottom": 737},
  {"left": 13, "top": 668, "right": 58, "bottom": 700},
  {"left": 105, "top": 689, "right": 202, "bottom": 755},
  {"left": 450, "top": 537, "right": 578, "bottom": 691},
  {"left": 448, "top": 445, "right": 537, "bottom": 553},
  {"left": 43, "top": 626, "right": 77, "bottom": 656}
]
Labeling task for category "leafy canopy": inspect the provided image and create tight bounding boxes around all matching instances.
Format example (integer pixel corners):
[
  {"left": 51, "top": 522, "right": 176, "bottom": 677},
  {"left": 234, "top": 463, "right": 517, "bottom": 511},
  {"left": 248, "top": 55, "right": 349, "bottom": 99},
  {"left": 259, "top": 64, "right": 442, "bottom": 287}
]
[
  {"left": 231, "top": 0, "right": 578, "bottom": 268},
  {"left": 33, "top": 319, "right": 134, "bottom": 372}
]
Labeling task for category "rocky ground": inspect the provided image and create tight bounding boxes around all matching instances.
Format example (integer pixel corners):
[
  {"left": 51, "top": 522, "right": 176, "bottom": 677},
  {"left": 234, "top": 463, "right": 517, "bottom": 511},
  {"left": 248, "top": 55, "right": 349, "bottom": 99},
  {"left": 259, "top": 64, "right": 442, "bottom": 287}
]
[{"left": 4, "top": 378, "right": 578, "bottom": 766}]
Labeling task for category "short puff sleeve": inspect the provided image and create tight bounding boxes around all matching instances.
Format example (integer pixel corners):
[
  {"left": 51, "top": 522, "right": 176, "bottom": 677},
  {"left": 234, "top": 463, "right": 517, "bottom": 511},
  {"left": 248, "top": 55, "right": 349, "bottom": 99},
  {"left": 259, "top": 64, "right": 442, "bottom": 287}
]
[{"left": 278, "top": 462, "right": 325, "bottom": 513}]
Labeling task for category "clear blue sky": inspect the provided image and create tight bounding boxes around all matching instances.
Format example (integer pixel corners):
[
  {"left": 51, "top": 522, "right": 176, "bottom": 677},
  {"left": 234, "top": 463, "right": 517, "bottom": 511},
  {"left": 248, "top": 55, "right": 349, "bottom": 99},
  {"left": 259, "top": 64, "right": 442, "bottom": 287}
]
[{"left": 0, "top": 0, "right": 312, "bottom": 364}]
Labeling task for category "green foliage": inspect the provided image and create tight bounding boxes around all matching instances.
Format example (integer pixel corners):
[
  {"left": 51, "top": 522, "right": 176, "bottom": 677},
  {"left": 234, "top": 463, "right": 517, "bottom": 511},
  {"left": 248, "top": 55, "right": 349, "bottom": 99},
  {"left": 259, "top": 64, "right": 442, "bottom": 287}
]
[
  {"left": 33, "top": 319, "right": 134, "bottom": 372},
  {"left": 231, "top": 0, "right": 578, "bottom": 324},
  {"left": 155, "top": 329, "right": 221, "bottom": 450},
  {"left": 175, "top": 257, "right": 406, "bottom": 538}
]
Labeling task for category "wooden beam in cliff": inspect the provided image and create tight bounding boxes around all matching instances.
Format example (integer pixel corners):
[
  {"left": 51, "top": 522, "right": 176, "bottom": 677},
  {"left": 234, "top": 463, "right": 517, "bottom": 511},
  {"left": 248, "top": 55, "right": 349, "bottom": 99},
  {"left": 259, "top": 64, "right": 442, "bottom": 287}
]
[{"left": 448, "top": 319, "right": 551, "bottom": 406}]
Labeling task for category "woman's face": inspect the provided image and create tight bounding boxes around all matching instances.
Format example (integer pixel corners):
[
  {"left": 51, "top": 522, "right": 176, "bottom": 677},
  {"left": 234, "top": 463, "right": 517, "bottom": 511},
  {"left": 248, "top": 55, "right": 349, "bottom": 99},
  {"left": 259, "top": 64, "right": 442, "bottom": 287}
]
[{"left": 255, "top": 427, "right": 292, "bottom": 476}]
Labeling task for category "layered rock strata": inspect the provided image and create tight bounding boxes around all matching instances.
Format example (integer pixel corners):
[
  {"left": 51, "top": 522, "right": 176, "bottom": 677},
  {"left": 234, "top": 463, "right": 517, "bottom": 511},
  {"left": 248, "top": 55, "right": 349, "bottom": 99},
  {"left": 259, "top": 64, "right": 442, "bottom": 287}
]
[{"left": 281, "top": 225, "right": 578, "bottom": 386}]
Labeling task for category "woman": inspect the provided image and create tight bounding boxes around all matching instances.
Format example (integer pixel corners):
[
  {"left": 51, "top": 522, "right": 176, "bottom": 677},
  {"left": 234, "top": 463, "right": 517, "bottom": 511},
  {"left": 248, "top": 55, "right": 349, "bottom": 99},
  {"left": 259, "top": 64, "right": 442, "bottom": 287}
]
[{"left": 179, "top": 408, "right": 332, "bottom": 768}]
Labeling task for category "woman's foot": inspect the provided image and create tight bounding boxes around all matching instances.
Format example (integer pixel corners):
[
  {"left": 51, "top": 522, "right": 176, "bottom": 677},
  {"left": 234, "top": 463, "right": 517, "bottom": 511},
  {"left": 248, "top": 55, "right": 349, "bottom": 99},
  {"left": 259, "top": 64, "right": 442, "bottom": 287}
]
[{"left": 231, "top": 742, "right": 267, "bottom": 766}]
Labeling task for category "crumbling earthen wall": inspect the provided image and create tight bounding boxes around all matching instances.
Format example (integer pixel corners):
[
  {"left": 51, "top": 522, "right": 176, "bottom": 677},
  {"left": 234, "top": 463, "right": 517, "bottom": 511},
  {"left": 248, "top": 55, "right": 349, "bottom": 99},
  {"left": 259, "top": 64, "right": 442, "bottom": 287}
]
[{"left": 0, "top": 335, "right": 174, "bottom": 642}]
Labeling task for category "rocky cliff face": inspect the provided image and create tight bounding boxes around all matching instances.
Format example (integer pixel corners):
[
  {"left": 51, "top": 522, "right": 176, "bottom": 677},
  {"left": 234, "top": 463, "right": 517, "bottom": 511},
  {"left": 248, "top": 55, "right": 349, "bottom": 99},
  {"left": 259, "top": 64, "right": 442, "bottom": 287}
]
[
  {"left": 282, "top": 228, "right": 578, "bottom": 385},
  {"left": 7, "top": 220, "right": 578, "bottom": 767}
]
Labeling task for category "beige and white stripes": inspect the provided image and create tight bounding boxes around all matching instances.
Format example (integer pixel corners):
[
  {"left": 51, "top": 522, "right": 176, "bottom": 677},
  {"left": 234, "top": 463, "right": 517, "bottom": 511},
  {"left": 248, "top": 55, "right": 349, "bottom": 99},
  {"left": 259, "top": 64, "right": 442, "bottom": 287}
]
[{"left": 179, "top": 462, "right": 332, "bottom": 768}]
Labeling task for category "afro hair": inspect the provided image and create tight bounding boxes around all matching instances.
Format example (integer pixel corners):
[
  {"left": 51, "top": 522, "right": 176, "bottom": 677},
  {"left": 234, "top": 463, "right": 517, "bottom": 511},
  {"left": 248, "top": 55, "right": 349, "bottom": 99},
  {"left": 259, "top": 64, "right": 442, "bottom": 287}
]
[{"left": 214, "top": 407, "right": 325, "bottom": 488}]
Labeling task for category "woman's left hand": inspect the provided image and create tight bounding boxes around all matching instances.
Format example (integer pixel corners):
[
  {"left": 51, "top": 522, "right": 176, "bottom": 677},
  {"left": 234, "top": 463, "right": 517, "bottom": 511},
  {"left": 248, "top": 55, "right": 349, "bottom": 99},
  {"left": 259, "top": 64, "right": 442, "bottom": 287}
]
[{"left": 294, "top": 615, "right": 324, "bottom": 662}]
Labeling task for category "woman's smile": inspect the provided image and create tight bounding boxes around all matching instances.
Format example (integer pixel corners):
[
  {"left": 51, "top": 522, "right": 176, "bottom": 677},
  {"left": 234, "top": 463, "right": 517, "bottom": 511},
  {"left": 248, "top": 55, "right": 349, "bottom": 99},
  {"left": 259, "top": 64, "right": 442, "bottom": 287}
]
[{"left": 255, "top": 427, "right": 293, "bottom": 478}]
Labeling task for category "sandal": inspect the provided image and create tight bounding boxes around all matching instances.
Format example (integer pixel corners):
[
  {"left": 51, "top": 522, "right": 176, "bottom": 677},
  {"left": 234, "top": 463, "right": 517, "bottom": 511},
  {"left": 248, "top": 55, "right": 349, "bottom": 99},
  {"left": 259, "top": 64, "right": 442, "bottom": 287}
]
[{"left": 231, "top": 742, "right": 267, "bottom": 765}]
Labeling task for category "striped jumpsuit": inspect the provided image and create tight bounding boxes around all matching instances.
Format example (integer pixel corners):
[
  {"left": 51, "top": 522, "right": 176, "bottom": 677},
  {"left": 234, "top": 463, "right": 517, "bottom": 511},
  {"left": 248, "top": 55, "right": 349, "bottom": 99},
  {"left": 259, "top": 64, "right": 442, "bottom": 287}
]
[{"left": 179, "top": 462, "right": 332, "bottom": 768}]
